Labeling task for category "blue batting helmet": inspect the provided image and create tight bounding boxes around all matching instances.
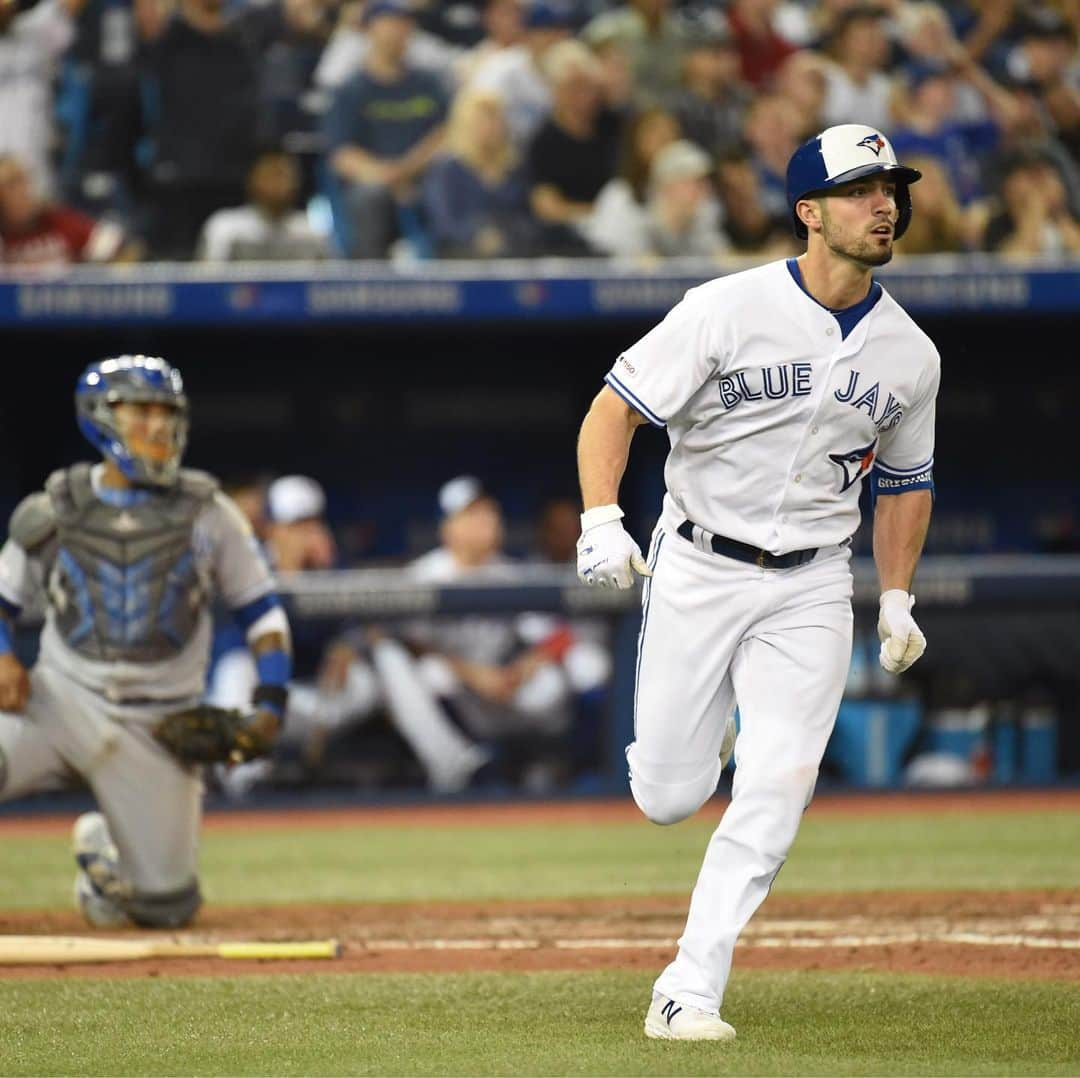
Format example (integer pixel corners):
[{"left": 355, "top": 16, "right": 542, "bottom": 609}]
[
  {"left": 75, "top": 355, "right": 189, "bottom": 486},
  {"left": 785, "top": 124, "right": 922, "bottom": 240}
]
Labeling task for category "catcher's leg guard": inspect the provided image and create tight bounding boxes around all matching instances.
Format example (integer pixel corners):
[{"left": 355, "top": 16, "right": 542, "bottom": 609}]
[{"left": 123, "top": 879, "right": 202, "bottom": 928}]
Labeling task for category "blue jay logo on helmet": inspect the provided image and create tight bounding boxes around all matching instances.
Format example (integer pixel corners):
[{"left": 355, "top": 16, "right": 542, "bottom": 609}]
[
  {"left": 785, "top": 124, "right": 922, "bottom": 241},
  {"left": 75, "top": 355, "right": 189, "bottom": 486},
  {"left": 857, "top": 132, "right": 886, "bottom": 156}
]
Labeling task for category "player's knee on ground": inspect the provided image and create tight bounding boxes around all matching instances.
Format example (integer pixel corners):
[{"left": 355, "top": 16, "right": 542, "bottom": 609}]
[
  {"left": 627, "top": 747, "right": 723, "bottom": 826},
  {"left": 122, "top": 879, "right": 202, "bottom": 928}
]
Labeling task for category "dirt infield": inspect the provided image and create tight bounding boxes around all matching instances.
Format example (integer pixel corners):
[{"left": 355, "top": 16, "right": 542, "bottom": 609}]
[
  {"left": 1, "top": 790, "right": 1077, "bottom": 981},
  {"left": 0, "top": 890, "right": 1077, "bottom": 981}
]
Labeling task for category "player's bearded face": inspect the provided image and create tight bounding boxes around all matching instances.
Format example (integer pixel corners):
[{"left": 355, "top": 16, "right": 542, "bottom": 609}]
[
  {"left": 818, "top": 178, "right": 898, "bottom": 268},
  {"left": 112, "top": 401, "right": 181, "bottom": 468}
]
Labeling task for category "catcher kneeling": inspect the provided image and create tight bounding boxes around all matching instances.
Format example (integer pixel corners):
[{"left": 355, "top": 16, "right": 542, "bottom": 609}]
[{"left": 0, "top": 355, "right": 289, "bottom": 928}]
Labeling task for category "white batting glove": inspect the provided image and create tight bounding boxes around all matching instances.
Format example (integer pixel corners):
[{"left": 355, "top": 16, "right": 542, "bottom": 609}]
[
  {"left": 877, "top": 589, "right": 926, "bottom": 674},
  {"left": 576, "top": 505, "right": 652, "bottom": 589}
]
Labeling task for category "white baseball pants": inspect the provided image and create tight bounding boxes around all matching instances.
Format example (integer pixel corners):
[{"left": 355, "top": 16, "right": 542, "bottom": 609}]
[{"left": 628, "top": 523, "right": 854, "bottom": 1014}]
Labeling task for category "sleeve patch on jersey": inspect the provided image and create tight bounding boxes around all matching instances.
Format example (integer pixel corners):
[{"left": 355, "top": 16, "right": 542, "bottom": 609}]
[
  {"left": 870, "top": 466, "right": 934, "bottom": 497},
  {"left": 604, "top": 372, "right": 666, "bottom": 428}
]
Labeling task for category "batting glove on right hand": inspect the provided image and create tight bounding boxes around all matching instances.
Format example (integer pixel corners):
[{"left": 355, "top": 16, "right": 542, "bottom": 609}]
[
  {"left": 877, "top": 589, "right": 926, "bottom": 674},
  {"left": 576, "top": 505, "right": 651, "bottom": 589}
]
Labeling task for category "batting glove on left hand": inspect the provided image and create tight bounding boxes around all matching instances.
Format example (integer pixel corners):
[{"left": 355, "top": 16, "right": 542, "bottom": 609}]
[
  {"left": 577, "top": 504, "right": 651, "bottom": 589},
  {"left": 877, "top": 589, "right": 926, "bottom": 674}
]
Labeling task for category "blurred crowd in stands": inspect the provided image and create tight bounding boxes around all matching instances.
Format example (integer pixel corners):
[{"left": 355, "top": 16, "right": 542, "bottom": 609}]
[{"left": 1, "top": 0, "right": 1079, "bottom": 267}]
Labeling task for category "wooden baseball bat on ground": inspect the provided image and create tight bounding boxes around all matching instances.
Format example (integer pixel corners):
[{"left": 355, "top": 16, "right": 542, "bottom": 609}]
[{"left": 0, "top": 936, "right": 343, "bottom": 965}]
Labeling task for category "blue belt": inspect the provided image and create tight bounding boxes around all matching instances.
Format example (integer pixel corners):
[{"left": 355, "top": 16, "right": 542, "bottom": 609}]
[{"left": 676, "top": 520, "right": 818, "bottom": 570}]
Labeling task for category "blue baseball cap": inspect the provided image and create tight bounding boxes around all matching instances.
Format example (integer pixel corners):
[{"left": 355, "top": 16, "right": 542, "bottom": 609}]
[
  {"left": 523, "top": 1, "right": 573, "bottom": 29},
  {"left": 904, "top": 58, "right": 954, "bottom": 91},
  {"left": 362, "top": 0, "right": 415, "bottom": 26}
]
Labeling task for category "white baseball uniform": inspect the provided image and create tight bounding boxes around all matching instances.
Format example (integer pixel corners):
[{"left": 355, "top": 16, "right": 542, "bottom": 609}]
[{"left": 604, "top": 257, "right": 939, "bottom": 1014}]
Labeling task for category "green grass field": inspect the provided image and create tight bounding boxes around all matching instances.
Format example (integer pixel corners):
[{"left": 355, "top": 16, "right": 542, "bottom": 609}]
[
  {"left": 1, "top": 800, "right": 1078, "bottom": 1076},
  {"left": 2, "top": 806, "right": 1078, "bottom": 909}
]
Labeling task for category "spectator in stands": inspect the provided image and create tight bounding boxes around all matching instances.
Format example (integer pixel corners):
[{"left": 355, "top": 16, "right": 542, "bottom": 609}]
[
  {"left": 773, "top": 49, "right": 829, "bottom": 139},
  {"left": 588, "top": 26, "right": 634, "bottom": 121},
  {"left": 1003, "top": 9, "right": 1080, "bottom": 161},
  {"left": 238, "top": 0, "right": 334, "bottom": 152},
  {"left": 421, "top": 88, "right": 535, "bottom": 258},
  {"left": 0, "top": 0, "right": 88, "bottom": 198},
  {"left": 0, "top": 152, "right": 137, "bottom": 265},
  {"left": 666, "top": 12, "right": 750, "bottom": 159},
  {"left": 527, "top": 38, "right": 621, "bottom": 255},
  {"left": 742, "top": 91, "right": 801, "bottom": 221},
  {"left": 983, "top": 146, "right": 1080, "bottom": 257},
  {"left": 590, "top": 138, "right": 726, "bottom": 260},
  {"left": 890, "top": 52, "right": 1024, "bottom": 207},
  {"left": 893, "top": 2, "right": 995, "bottom": 124},
  {"left": 726, "top": 0, "right": 796, "bottom": 90},
  {"left": 638, "top": 139, "right": 726, "bottom": 259},
  {"left": 315, "top": 0, "right": 462, "bottom": 95},
  {"left": 819, "top": 4, "right": 894, "bottom": 133},
  {"left": 580, "top": 0, "right": 687, "bottom": 107},
  {"left": 454, "top": 0, "right": 525, "bottom": 87},
  {"left": 469, "top": 0, "right": 573, "bottom": 149},
  {"left": 196, "top": 149, "right": 332, "bottom": 262},
  {"left": 60, "top": 0, "right": 176, "bottom": 233},
  {"left": 584, "top": 104, "right": 680, "bottom": 256},
  {"left": 894, "top": 153, "right": 981, "bottom": 254},
  {"left": 141, "top": 0, "right": 262, "bottom": 260},
  {"left": 714, "top": 144, "right": 797, "bottom": 257},
  {"left": 323, "top": 0, "right": 448, "bottom": 258}
]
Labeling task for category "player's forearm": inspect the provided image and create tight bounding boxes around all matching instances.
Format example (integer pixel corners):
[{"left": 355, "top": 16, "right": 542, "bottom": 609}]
[
  {"left": 248, "top": 630, "right": 291, "bottom": 726},
  {"left": 872, "top": 490, "right": 932, "bottom": 593},
  {"left": 577, "top": 388, "right": 646, "bottom": 509}
]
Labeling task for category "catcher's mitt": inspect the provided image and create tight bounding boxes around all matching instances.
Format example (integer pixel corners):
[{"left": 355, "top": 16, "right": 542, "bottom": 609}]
[{"left": 152, "top": 705, "right": 275, "bottom": 765}]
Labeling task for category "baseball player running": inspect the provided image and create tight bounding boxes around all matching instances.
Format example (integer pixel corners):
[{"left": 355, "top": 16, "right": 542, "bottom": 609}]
[
  {"left": 0, "top": 355, "right": 291, "bottom": 927},
  {"left": 576, "top": 125, "right": 939, "bottom": 1040}
]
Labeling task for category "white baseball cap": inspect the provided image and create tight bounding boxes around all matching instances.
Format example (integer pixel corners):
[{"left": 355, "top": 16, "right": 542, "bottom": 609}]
[
  {"left": 650, "top": 140, "right": 713, "bottom": 191},
  {"left": 267, "top": 475, "right": 326, "bottom": 524},
  {"left": 437, "top": 475, "right": 487, "bottom": 519}
]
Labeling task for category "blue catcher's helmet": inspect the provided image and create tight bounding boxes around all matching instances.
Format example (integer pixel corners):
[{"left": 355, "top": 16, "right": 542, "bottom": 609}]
[
  {"left": 785, "top": 124, "right": 922, "bottom": 240},
  {"left": 75, "top": 355, "right": 189, "bottom": 486}
]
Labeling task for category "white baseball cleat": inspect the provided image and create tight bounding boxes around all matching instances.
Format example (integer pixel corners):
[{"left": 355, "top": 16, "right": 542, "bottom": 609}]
[
  {"left": 72, "top": 812, "right": 128, "bottom": 928},
  {"left": 645, "top": 994, "right": 737, "bottom": 1041}
]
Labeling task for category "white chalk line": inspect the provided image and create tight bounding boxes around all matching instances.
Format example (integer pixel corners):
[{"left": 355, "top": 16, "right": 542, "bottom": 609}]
[{"left": 358, "top": 933, "right": 1080, "bottom": 953}]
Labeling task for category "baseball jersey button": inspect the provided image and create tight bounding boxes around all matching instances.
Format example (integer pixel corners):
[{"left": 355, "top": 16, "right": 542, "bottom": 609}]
[
  {"left": 794, "top": 474, "right": 802, "bottom": 483},
  {"left": 826, "top": 327, "right": 834, "bottom": 336},
  {"left": 811, "top": 425, "right": 819, "bottom": 434}
]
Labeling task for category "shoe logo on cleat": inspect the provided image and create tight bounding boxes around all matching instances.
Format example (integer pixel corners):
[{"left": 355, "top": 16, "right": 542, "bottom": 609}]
[{"left": 660, "top": 999, "right": 682, "bottom": 1025}]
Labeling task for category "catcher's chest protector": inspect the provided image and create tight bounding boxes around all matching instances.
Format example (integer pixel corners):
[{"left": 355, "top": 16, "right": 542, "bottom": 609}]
[{"left": 45, "top": 464, "right": 216, "bottom": 662}]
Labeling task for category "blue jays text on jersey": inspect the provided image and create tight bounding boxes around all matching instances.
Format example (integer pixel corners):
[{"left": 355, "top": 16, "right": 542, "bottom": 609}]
[{"left": 717, "top": 364, "right": 906, "bottom": 435}]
